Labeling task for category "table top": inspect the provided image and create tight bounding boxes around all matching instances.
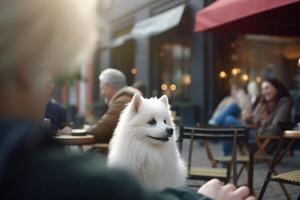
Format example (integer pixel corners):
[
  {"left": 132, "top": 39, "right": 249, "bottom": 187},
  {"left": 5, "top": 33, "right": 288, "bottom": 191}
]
[
  {"left": 54, "top": 134, "right": 96, "bottom": 145},
  {"left": 284, "top": 130, "right": 300, "bottom": 139}
]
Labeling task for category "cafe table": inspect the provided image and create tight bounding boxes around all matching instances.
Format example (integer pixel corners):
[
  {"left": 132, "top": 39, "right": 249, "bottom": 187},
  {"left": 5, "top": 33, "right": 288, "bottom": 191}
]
[
  {"left": 54, "top": 134, "right": 96, "bottom": 145},
  {"left": 284, "top": 130, "right": 300, "bottom": 139},
  {"left": 54, "top": 129, "right": 96, "bottom": 152}
]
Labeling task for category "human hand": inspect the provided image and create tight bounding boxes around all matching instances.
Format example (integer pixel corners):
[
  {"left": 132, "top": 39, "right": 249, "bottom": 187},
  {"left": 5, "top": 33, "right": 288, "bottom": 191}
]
[
  {"left": 198, "top": 179, "right": 256, "bottom": 200},
  {"left": 241, "top": 111, "right": 252, "bottom": 122}
]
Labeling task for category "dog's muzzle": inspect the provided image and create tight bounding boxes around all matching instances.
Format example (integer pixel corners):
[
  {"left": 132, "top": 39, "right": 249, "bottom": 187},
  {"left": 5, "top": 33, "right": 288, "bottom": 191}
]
[{"left": 146, "top": 128, "right": 174, "bottom": 142}]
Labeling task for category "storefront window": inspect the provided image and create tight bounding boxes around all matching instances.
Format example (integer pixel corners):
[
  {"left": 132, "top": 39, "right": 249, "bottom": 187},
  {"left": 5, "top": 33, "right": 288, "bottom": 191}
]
[
  {"left": 158, "top": 43, "right": 191, "bottom": 101},
  {"left": 216, "top": 35, "right": 300, "bottom": 88},
  {"left": 216, "top": 34, "right": 300, "bottom": 120}
]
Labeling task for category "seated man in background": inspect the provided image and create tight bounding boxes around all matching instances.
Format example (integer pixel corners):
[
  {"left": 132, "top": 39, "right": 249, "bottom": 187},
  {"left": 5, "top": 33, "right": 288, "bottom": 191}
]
[
  {"left": 0, "top": 0, "right": 255, "bottom": 200},
  {"left": 87, "top": 68, "right": 139, "bottom": 143}
]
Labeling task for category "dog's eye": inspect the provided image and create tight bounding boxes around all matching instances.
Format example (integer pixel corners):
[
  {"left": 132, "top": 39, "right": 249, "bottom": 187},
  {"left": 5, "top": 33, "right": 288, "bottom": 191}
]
[
  {"left": 163, "top": 120, "right": 167, "bottom": 124},
  {"left": 147, "top": 119, "right": 156, "bottom": 126}
]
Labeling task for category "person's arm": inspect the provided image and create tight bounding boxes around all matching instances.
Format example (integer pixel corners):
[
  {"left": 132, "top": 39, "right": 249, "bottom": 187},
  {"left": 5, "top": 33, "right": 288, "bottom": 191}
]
[
  {"left": 258, "top": 98, "right": 292, "bottom": 134},
  {"left": 88, "top": 97, "right": 129, "bottom": 143}
]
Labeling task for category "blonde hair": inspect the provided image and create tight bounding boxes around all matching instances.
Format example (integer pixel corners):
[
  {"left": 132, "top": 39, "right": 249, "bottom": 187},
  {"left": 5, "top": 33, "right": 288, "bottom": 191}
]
[{"left": 0, "top": 0, "right": 99, "bottom": 77}]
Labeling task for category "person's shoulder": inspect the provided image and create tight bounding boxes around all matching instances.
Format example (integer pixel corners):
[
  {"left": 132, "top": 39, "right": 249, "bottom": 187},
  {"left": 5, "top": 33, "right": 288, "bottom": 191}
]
[
  {"left": 113, "top": 87, "right": 140, "bottom": 103},
  {"left": 118, "top": 86, "right": 139, "bottom": 96},
  {"left": 47, "top": 99, "right": 66, "bottom": 112},
  {"left": 278, "top": 96, "right": 292, "bottom": 105}
]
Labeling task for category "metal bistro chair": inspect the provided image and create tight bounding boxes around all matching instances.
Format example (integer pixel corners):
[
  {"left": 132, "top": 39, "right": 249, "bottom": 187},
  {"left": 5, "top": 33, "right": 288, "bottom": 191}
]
[
  {"left": 197, "top": 124, "right": 251, "bottom": 185},
  {"left": 258, "top": 130, "right": 300, "bottom": 200},
  {"left": 254, "top": 122, "right": 294, "bottom": 164},
  {"left": 178, "top": 126, "right": 254, "bottom": 191}
]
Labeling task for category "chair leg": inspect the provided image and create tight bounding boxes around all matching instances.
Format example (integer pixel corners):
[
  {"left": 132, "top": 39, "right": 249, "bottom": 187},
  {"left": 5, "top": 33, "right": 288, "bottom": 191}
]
[
  {"left": 225, "top": 164, "right": 231, "bottom": 184},
  {"left": 232, "top": 130, "right": 238, "bottom": 186},
  {"left": 248, "top": 143, "right": 255, "bottom": 195},
  {"left": 238, "top": 142, "right": 247, "bottom": 155},
  {"left": 255, "top": 138, "right": 271, "bottom": 163},
  {"left": 258, "top": 139, "right": 294, "bottom": 200},
  {"left": 279, "top": 183, "right": 292, "bottom": 200},
  {"left": 237, "top": 164, "right": 245, "bottom": 181}
]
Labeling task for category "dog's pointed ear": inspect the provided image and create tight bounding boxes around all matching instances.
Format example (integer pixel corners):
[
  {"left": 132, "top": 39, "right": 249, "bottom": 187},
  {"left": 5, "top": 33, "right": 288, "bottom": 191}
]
[
  {"left": 131, "top": 92, "right": 142, "bottom": 113},
  {"left": 159, "top": 95, "right": 169, "bottom": 107}
]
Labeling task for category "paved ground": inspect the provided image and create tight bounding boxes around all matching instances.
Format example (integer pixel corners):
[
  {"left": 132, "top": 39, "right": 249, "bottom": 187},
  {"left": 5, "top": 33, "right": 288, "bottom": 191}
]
[{"left": 180, "top": 140, "right": 300, "bottom": 200}]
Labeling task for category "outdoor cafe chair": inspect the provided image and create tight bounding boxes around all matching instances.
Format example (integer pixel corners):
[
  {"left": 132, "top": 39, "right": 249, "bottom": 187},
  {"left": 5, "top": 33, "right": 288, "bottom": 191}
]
[
  {"left": 197, "top": 124, "right": 251, "bottom": 184},
  {"left": 178, "top": 126, "right": 254, "bottom": 192},
  {"left": 254, "top": 122, "right": 294, "bottom": 164},
  {"left": 258, "top": 130, "right": 300, "bottom": 200}
]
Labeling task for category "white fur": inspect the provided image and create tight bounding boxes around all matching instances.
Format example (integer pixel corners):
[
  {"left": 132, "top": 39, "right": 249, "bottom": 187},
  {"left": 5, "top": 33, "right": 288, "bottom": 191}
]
[{"left": 108, "top": 93, "right": 186, "bottom": 190}]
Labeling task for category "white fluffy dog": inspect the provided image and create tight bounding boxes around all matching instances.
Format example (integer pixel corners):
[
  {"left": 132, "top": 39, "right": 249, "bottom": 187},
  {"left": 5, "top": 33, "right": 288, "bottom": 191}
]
[{"left": 108, "top": 93, "right": 186, "bottom": 190}]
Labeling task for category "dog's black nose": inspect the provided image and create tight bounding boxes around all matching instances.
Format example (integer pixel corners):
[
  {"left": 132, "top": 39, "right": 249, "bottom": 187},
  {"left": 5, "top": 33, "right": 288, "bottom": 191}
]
[{"left": 166, "top": 128, "right": 173, "bottom": 137}]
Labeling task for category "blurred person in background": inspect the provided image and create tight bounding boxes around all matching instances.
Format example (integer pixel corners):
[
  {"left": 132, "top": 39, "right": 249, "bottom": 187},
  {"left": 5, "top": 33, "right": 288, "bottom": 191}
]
[
  {"left": 87, "top": 68, "right": 139, "bottom": 143},
  {"left": 209, "top": 81, "right": 252, "bottom": 125},
  {"left": 247, "top": 80, "right": 260, "bottom": 110},
  {"left": 0, "top": 0, "right": 255, "bottom": 200},
  {"left": 44, "top": 71, "right": 70, "bottom": 134},
  {"left": 209, "top": 78, "right": 292, "bottom": 155}
]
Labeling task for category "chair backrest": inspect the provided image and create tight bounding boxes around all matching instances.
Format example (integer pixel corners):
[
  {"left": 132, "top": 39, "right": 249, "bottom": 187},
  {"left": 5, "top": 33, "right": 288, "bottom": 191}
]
[
  {"left": 179, "top": 126, "right": 248, "bottom": 141},
  {"left": 178, "top": 126, "right": 249, "bottom": 185}
]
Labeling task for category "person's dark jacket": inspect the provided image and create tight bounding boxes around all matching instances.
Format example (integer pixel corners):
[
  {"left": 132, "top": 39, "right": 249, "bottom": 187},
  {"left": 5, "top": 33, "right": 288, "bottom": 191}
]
[
  {"left": 253, "top": 97, "right": 293, "bottom": 135},
  {"left": 0, "top": 119, "right": 210, "bottom": 200},
  {"left": 45, "top": 99, "right": 67, "bottom": 131}
]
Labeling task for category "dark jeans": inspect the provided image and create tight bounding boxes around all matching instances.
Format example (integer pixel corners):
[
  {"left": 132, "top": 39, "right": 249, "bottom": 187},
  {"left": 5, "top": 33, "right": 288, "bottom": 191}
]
[{"left": 209, "top": 103, "right": 254, "bottom": 156}]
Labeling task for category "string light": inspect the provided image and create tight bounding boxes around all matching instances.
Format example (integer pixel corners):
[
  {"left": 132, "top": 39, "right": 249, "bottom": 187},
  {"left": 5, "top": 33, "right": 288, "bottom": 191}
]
[
  {"left": 131, "top": 68, "right": 137, "bottom": 75},
  {"left": 182, "top": 74, "right": 191, "bottom": 85},
  {"left": 219, "top": 71, "right": 227, "bottom": 79},
  {"left": 170, "top": 84, "right": 177, "bottom": 91},
  {"left": 232, "top": 67, "right": 241, "bottom": 76},
  {"left": 256, "top": 76, "right": 262, "bottom": 83},
  {"left": 161, "top": 84, "right": 168, "bottom": 91},
  {"left": 241, "top": 74, "right": 249, "bottom": 81}
]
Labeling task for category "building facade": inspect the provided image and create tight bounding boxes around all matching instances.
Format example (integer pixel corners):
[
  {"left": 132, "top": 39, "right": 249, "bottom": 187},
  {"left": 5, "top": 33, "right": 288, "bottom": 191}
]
[
  {"left": 55, "top": 0, "right": 300, "bottom": 127},
  {"left": 98, "top": 0, "right": 217, "bottom": 125}
]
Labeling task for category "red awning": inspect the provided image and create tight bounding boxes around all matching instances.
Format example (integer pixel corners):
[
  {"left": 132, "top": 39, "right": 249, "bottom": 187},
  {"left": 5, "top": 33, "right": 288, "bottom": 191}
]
[{"left": 194, "top": 0, "right": 300, "bottom": 36}]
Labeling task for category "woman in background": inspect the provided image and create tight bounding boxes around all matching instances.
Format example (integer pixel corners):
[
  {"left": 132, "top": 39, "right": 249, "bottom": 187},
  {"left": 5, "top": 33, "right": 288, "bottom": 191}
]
[{"left": 209, "top": 78, "right": 292, "bottom": 155}]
